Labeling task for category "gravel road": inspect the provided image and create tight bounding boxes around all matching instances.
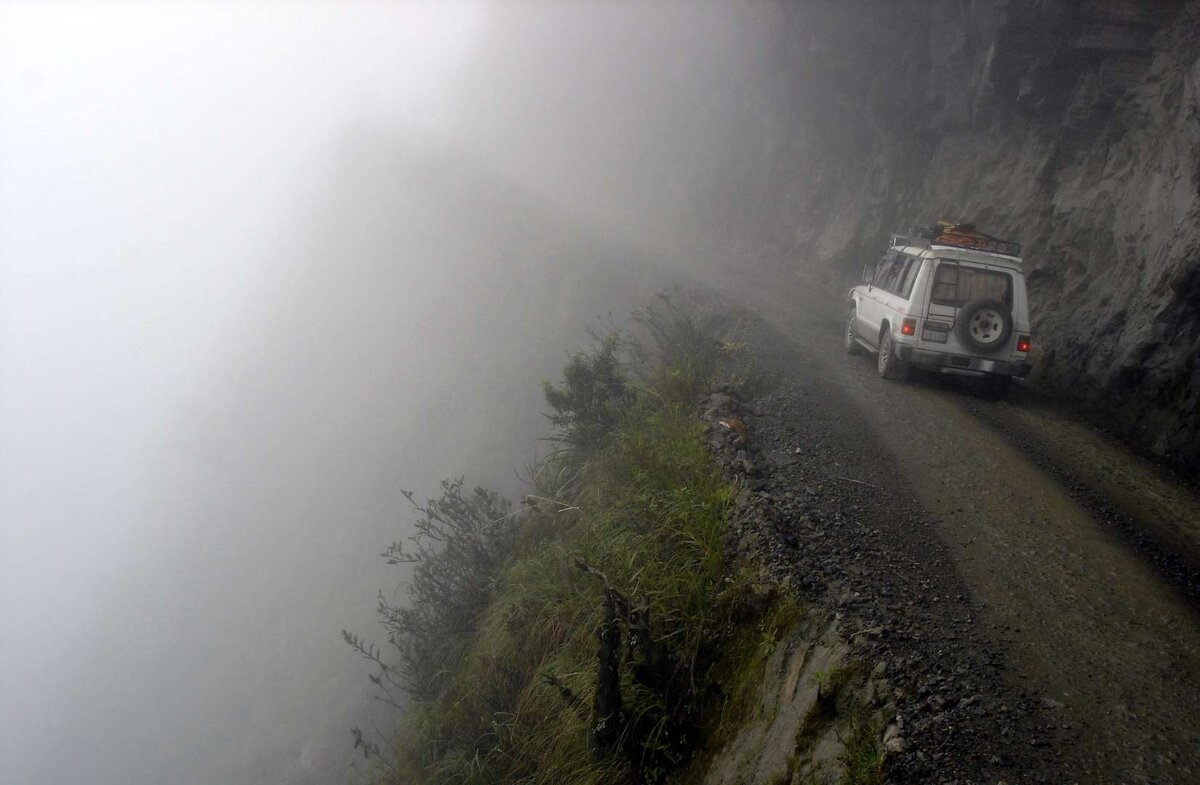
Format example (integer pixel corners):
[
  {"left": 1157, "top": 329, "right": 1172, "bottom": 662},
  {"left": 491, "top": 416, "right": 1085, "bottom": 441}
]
[{"left": 697, "top": 265, "right": 1200, "bottom": 784}]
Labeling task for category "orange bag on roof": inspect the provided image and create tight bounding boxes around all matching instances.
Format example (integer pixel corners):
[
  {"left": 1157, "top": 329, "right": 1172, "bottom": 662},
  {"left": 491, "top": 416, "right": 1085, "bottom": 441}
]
[{"left": 935, "top": 222, "right": 990, "bottom": 249}]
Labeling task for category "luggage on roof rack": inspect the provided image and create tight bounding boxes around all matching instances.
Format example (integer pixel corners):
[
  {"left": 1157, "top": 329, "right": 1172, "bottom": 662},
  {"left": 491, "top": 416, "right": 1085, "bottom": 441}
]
[
  {"left": 927, "top": 221, "right": 1021, "bottom": 257},
  {"left": 891, "top": 222, "right": 1021, "bottom": 257}
]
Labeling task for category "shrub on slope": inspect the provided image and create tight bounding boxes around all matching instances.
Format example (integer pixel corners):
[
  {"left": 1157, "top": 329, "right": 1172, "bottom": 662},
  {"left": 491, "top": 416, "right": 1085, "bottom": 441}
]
[{"left": 354, "top": 296, "right": 776, "bottom": 785}]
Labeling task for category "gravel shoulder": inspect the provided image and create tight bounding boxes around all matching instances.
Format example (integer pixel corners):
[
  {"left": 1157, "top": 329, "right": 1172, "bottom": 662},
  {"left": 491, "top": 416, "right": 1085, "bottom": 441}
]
[{"left": 695, "top": 266, "right": 1200, "bottom": 784}]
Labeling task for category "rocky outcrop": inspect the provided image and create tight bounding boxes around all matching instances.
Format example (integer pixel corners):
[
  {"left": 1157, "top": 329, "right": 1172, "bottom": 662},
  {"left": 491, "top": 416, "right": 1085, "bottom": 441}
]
[{"left": 742, "top": 1, "right": 1200, "bottom": 468}]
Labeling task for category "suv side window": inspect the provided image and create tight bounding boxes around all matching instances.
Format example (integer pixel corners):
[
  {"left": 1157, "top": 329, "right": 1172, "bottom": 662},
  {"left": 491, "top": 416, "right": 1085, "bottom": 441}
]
[
  {"left": 875, "top": 253, "right": 921, "bottom": 298},
  {"left": 875, "top": 253, "right": 904, "bottom": 292},
  {"left": 897, "top": 256, "right": 922, "bottom": 299},
  {"left": 871, "top": 251, "right": 897, "bottom": 288}
]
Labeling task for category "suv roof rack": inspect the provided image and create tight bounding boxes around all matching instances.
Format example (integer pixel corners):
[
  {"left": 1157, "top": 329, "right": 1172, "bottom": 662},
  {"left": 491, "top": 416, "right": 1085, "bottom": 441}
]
[{"left": 895, "top": 221, "right": 1021, "bottom": 257}]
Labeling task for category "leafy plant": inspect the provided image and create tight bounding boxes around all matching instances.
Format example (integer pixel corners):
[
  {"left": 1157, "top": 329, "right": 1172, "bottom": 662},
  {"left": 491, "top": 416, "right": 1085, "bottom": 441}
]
[
  {"left": 344, "top": 479, "right": 517, "bottom": 703},
  {"left": 630, "top": 292, "right": 729, "bottom": 406},
  {"left": 542, "top": 333, "right": 634, "bottom": 456}
]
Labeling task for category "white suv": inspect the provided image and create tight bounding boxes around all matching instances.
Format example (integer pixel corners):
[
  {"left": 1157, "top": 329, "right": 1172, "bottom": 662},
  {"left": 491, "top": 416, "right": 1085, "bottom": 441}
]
[{"left": 846, "top": 224, "right": 1033, "bottom": 394}]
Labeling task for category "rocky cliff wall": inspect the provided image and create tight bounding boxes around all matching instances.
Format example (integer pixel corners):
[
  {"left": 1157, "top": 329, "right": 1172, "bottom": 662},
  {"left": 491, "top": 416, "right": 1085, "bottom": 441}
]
[
  {"left": 451, "top": 1, "right": 1199, "bottom": 469},
  {"left": 737, "top": 1, "right": 1200, "bottom": 468}
]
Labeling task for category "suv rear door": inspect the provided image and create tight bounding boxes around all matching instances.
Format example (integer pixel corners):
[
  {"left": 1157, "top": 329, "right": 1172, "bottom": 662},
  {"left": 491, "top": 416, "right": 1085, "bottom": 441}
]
[{"left": 921, "top": 259, "right": 1015, "bottom": 355}]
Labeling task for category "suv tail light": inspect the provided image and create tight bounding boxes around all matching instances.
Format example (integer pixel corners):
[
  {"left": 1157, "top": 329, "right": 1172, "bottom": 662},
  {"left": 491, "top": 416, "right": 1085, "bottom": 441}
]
[
  {"left": 901, "top": 318, "right": 916, "bottom": 336},
  {"left": 1016, "top": 335, "right": 1031, "bottom": 353}
]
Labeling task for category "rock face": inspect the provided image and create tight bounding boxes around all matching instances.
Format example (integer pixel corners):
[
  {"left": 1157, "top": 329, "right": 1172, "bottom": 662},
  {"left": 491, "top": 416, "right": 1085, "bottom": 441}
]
[
  {"left": 695, "top": 616, "right": 854, "bottom": 785},
  {"left": 734, "top": 1, "right": 1200, "bottom": 468}
]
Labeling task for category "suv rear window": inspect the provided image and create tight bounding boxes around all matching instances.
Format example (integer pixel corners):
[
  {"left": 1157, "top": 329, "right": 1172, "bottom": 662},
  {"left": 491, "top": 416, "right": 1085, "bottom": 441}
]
[{"left": 930, "top": 262, "right": 1012, "bottom": 308}]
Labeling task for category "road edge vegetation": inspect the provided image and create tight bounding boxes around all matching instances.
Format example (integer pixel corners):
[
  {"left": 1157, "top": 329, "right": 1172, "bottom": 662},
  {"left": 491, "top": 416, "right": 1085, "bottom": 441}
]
[{"left": 345, "top": 293, "right": 882, "bottom": 785}]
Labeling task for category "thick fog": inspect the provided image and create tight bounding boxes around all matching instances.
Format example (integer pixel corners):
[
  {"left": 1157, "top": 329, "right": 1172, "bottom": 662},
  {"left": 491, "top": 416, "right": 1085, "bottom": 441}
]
[{"left": 0, "top": 3, "right": 779, "bottom": 784}]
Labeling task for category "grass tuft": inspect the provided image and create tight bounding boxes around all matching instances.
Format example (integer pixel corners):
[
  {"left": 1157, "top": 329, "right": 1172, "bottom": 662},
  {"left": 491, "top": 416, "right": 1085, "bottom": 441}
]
[{"left": 839, "top": 711, "right": 884, "bottom": 785}]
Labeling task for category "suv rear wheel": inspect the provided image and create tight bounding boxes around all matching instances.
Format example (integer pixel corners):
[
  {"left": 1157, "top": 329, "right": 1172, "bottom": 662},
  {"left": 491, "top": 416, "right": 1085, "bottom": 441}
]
[
  {"left": 845, "top": 307, "right": 863, "bottom": 354},
  {"left": 877, "top": 327, "right": 909, "bottom": 380}
]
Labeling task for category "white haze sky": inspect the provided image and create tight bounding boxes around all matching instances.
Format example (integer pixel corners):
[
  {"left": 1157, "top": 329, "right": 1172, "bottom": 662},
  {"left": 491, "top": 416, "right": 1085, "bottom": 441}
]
[
  {"left": 0, "top": 3, "right": 490, "bottom": 784},
  {"left": 0, "top": 2, "right": 756, "bottom": 783}
]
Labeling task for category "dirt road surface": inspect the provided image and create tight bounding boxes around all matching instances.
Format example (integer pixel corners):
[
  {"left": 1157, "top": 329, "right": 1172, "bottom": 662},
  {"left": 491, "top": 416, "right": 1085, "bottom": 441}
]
[{"left": 703, "top": 264, "right": 1200, "bottom": 783}]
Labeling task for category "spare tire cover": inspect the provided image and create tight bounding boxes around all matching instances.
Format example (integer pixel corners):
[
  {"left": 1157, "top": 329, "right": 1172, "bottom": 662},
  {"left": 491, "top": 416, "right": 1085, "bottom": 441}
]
[{"left": 956, "top": 298, "right": 1013, "bottom": 353}]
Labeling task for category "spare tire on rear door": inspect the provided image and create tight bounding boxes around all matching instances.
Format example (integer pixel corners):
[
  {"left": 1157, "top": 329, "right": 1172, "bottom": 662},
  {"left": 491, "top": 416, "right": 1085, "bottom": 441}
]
[{"left": 956, "top": 298, "right": 1013, "bottom": 353}]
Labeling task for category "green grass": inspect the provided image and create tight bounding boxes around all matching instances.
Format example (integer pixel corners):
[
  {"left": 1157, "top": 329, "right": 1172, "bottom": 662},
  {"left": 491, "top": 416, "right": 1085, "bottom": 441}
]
[
  {"left": 373, "top": 297, "right": 786, "bottom": 785},
  {"left": 394, "top": 405, "right": 735, "bottom": 784},
  {"left": 838, "top": 711, "right": 883, "bottom": 785}
]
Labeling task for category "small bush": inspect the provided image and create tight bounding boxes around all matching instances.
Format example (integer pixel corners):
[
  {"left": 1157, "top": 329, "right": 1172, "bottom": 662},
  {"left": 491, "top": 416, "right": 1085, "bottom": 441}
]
[
  {"left": 345, "top": 479, "right": 517, "bottom": 703},
  {"left": 543, "top": 333, "right": 633, "bottom": 456},
  {"left": 631, "top": 293, "right": 728, "bottom": 407}
]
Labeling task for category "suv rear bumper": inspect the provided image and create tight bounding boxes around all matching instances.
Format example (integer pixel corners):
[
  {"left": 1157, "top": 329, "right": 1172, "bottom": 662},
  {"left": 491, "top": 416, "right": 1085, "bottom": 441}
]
[{"left": 897, "top": 346, "right": 1032, "bottom": 378}]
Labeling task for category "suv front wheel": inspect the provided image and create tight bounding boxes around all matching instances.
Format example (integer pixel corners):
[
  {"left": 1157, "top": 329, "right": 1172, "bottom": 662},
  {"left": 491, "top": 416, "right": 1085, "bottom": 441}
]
[{"left": 877, "top": 328, "right": 909, "bottom": 381}]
